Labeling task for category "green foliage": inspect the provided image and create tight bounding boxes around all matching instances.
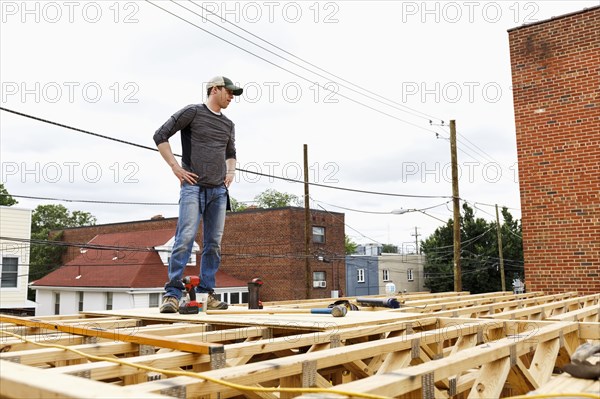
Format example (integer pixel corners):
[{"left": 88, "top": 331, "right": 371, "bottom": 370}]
[
  {"left": 229, "top": 197, "right": 248, "bottom": 212},
  {"left": 345, "top": 235, "right": 358, "bottom": 255},
  {"left": 0, "top": 183, "right": 18, "bottom": 206},
  {"left": 382, "top": 244, "right": 398, "bottom": 253},
  {"left": 254, "top": 189, "right": 301, "bottom": 208},
  {"left": 421, "top": 204, "right": 523, "bottom": 294},
  {"left": 28, "top": 205, "right": 96, "bottom": 299}
]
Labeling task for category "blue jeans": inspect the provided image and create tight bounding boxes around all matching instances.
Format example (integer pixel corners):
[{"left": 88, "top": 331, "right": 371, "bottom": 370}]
[{"left": 164, "top": 183, "right": 228, "bottom": 299}]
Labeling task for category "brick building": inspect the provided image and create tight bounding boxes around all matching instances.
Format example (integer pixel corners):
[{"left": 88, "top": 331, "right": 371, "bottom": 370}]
[
  {"left": 508, "top": 6, "right": 600, "bottom": 293},
  {"left": 52, "top": 207, "right": 346, "bottom": 302}
]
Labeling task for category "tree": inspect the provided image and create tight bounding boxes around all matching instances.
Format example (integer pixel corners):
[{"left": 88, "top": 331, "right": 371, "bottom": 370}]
[
  {"left": 0, "top": 183, "right": 17, "bottom": 206},
  {"left": 382, "top": 244, "right": 398, "bottom": 253},
  {"left": 254, "top": 189, "right": 301, "bottom": 208},
  {"left": 345, "top": 235, "right": 358, "bottom": 255},
  {"left": 229, "top": 197, "right": 248, "bottom": 212},
  {"left": 29, "top": 205, "right": 96, "bottom": 298},
  {"left": 421, "top": 203, "right": 523, "bottom": 294}
]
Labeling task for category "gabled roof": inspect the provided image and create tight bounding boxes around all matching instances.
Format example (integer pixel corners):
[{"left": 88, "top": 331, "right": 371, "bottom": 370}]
[{"left": 32, "top": 229, "right": 246, "bottom": 289}]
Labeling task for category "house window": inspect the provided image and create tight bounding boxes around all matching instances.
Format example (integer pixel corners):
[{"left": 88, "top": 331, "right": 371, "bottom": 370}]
[
  {"left": 407, "top": 269, "right": 414, "bottom": 282},
  {"left": 357, "top": 268, "right": 365, "bottom": 283},
  {"left": 313, "top": 271, "right": 326, "bottom": 288},
  {"left": 312, "top": 226, "right": 325, "bottom": 243},
  {"left": 241, "top": 292, "right": 249, "bottom": 304},
  {"left": 106, "top": 292, "right": 113, "bottom": 310},
  {"left": 230, "top": 292, "right": 240, "bottom": 304},
  {"left": 1, "top": 257, "right": 18, "bottom": 288},
  {"left": 54, "top": 292, "right": 60, "bottom": 315},
  {"left": 78, "top": 291, "right": 84, "bottom": 312},
  {"left": 149, "top": 293, "right": 159, "bottom": 308},
  {"left": 382, "top": 269, "right": 390, "bottom": 282}
]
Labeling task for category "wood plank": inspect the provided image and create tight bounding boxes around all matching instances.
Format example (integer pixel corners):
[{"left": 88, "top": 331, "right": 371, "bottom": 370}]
[
  {"left": 0, "top": 360, "right": 171, "bottom": 399},
  {"left": 468, "top": 356, "right": 511, "bottom": 399},
  {"left": 0, "top": 314, "right": 223, "bottom": 355}
]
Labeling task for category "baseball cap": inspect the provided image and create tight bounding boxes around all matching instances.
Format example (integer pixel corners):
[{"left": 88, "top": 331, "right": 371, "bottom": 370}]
[{"left": 207, "top": 76, "right": 243, "bottom": 96}]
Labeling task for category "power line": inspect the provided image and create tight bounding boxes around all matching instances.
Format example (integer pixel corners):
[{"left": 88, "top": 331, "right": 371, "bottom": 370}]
[
  {"left": 7, "top": 194, "right": 178, "bottom": 206},
  {"left": 184, "top": 0, "right": 441, "bottom": 123},
  {"left": 0, "top": 107, "right": 452, "bottom": 200},
  {"left": 144, "top": 0, "right": 441, "bottom": 135}
]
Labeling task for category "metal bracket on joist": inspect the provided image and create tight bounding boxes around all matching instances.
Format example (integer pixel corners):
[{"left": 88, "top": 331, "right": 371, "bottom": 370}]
[
  {"left": 68, "top": 370, "right": 91, "bottom": 379},
  {"left": 302, "top": 360, "right": 317, "bottom": 387},
  {"left": 406, "top": 323, "right": 414, "bottom": 336},
  {"left": 261, "top": 328, "right": 273, "bottom": 340},
  {"left": 509, "top": 345, "right": 517, "bottom": 366},
  {"left": 160, "top": 385, "right": 186, "bottom": 399},
  {"left": 329, "top": 334, "right": 341, "bottom": 348},
  {"left": 209, "top": 346, "right": 226, "bottom": 370},
  {"left": 422, "top": 372, "right": 435, "bottom": 399},
  {"left": 83, "top": 336, "right": 97, "bottom": 345},
  {"left": 448, "top": 377, "right": 457, "bottom": 397},
  {"left": 139, "top": 344, "right": 155, "bottom": 356},
  {"left": 411, "top": 338, "right": 421, "bottom": 359}
]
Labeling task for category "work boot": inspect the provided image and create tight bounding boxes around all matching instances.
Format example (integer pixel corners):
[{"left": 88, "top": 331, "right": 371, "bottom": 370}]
[
  {"left": 159, "top": 296, "right": 179, "bottom": 313},
  {"left": 207, "top": 292, "right": 228, "bottom": 310}
]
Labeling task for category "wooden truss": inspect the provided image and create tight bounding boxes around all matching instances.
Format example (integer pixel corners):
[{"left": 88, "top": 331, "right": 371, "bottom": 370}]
[{"left": 1, "top": 291, "right": 598, "bottom": 398}]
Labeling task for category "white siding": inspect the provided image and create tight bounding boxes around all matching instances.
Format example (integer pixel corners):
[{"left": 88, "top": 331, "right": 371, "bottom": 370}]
[
  {"left": 33, "top": 288, "right": 165, "bottom": 316},
  {"left": 0, "top": 206, "right": 32, "bottom": 308},
  {"left": 34, "top": 290, "right": 53, "bottom": 315}
]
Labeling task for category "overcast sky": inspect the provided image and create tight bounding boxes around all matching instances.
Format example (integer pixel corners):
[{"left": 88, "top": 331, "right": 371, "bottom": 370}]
[{"left": 1, "top": 0, "right": 596, "bottom": 250}]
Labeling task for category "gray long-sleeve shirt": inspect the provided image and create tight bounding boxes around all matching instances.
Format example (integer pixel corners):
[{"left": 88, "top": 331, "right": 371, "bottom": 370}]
[{"left": 153, "top": 104, "right": 236, "bottom": 187}]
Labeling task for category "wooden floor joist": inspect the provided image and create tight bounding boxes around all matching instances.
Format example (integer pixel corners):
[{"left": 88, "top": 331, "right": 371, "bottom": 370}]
[{"left": 0, "top": 291, "right": 598, "bottom": 399}]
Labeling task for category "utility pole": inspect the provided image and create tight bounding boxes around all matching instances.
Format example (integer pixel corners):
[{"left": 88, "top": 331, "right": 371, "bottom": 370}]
[
  {"left": 450, "top": 120, "right": 462, "bottom": 292},
  {"left": 495, "top": 204, "right": 506, "bottom": 291},
  {"left": 303, "top": 144, "right": 311, "bottom": 299},
  {"left": 411, "top": 227, "right": 421, "bottom": 254}
]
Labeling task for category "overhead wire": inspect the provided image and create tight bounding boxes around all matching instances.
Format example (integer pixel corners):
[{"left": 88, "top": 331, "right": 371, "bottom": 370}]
[
  {"left": 0, "top": 107, "right": 451, "bottom": 200},
  {"left": 185, "top": 0, "right": 441, "bottom": 122},
  {"left": 144, "top": 0, "right": 441, "bottom": 135}
]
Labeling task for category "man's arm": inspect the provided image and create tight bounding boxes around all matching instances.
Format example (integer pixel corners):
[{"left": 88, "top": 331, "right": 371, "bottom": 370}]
[
  {"left": 224, "top": 158, "right": 236, "bottom": 188},
  {"left": 157, "top": 142, "right": 198, "bottom": 185}
]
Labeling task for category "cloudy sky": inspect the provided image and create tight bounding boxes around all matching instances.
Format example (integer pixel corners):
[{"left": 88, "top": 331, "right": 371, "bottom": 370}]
[{"left": 1, "top": 0, "right": 596, "bottom": 250}]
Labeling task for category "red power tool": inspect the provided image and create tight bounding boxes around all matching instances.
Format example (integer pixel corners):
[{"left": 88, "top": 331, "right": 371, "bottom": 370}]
[{"left": 179, "top": 276, "right": 201, "bottom": 314}]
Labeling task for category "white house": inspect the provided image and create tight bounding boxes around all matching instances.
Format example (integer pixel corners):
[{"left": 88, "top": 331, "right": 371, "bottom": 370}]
[
  {"left": 31, "top": 229, "right": 247, "bottom": 316},
  {"left": 0, "top": 206, "right": 36, "bottom": 314}
]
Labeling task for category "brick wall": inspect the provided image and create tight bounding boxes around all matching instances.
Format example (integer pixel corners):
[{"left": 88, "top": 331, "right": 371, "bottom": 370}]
[
  {"left": 56, "top": 207, "right": 346, "bottom": 301},
  {"left": 508, "top": 6, "right": 600, "bottom": 294}
]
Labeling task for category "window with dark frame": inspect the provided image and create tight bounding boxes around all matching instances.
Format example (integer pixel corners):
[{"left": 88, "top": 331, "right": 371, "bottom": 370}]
[
  {"left": 106, "top": 292, "right": 113, "bottom": 310},
  {"left": 54, "top": 292, "right": 60, "bottom": 315},
  {"left": 382, "top": 269, "right": 390, "bottom": 281},
  {"left": 1, "top": 257, "right": 18, "bottom": 288},
  {"left": 312, "top": 226, "right": 325, "bottom": 243},
  {"left": 78, "top": 291, "right": 84, "bottom": 312}
]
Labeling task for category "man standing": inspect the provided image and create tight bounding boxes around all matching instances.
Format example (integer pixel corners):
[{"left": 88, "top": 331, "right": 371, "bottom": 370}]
[{"left": 153, "top": 76, "right": 243, "bottom": 313}]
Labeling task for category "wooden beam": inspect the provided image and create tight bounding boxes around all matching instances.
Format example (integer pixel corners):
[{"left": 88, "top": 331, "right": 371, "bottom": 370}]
[
  {"left": 0, "top": 314, "right": 223, "bottom": 355},
  {"left": 0, "top": 360, "right": 171, "bottom": 399},
  {"left": 468, "top": 356, "right": 511, "bottom": 399}
]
